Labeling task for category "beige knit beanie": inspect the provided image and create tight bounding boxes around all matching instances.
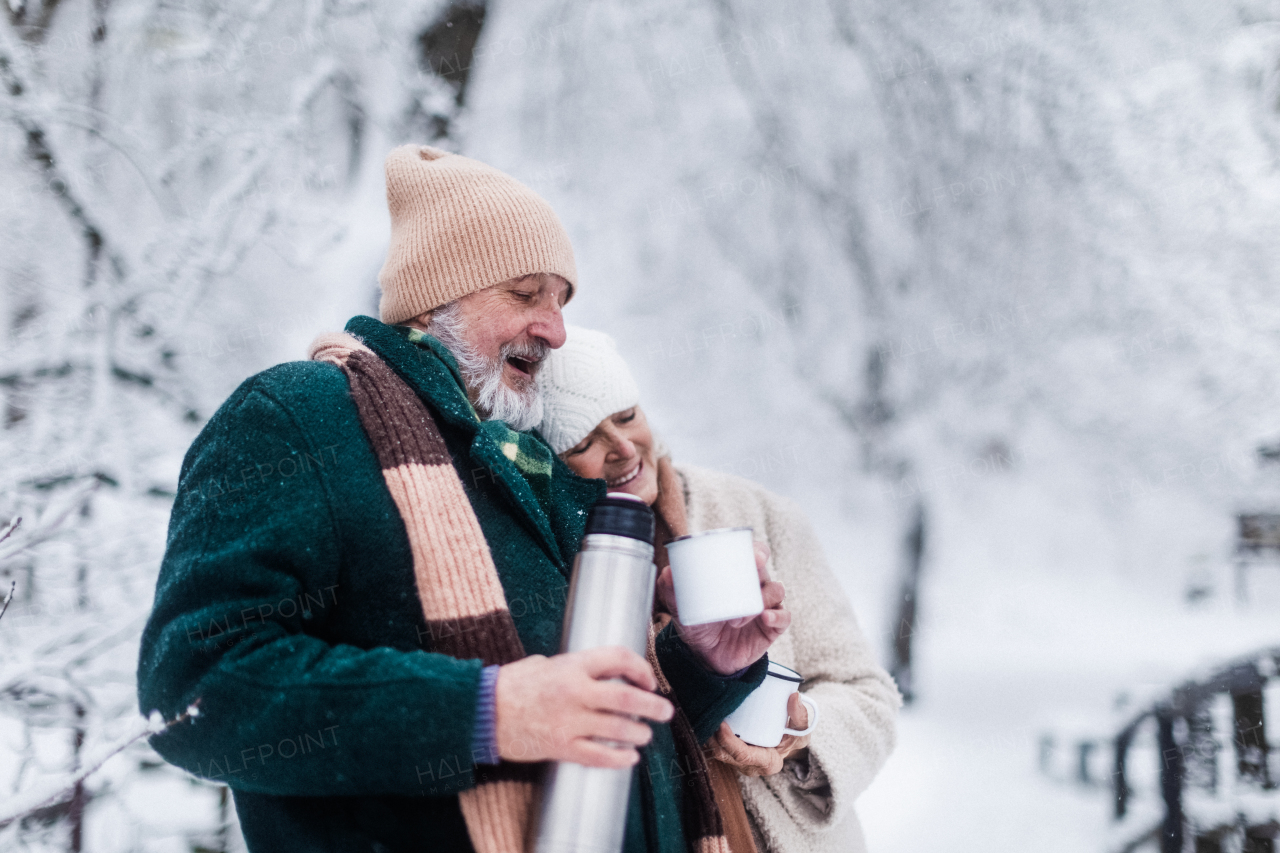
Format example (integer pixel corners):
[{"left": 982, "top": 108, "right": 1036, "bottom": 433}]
[
  {"left": 377, "top": 145, "right": 578, "bottom": 325},
  {"left": 536, "top": 326, "right": 642, "bottom": 454}
]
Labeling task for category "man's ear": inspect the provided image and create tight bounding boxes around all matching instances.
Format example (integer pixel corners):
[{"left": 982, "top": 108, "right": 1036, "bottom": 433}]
[{"left": 405, "top": 310, "right": 433, "bottom": 332}]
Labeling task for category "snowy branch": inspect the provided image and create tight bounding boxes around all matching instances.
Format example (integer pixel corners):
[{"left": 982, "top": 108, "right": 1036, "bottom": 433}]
[
  {"left": 0, "top": 703, "right": 201, "bottom": 827},
  {"left": 0, "top": 1, "right": 435, "bottom": 848},
  {"left": 0, "top": 581, "right": 14, "bottom": 626},
  {"left": 0, "top": 481, "right": 97, "bottom": 565},
  {"left": 0, "top": 50, "right": 128, "bottom": 286}
]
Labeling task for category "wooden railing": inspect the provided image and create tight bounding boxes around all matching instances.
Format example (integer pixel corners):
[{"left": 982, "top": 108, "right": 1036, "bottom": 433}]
[
  {"left": 1107, "top": 647, "right": 1280, "bottom": 853},
  {"left": 1235, "top": 514, "right": 1280, "bottom": 604}
]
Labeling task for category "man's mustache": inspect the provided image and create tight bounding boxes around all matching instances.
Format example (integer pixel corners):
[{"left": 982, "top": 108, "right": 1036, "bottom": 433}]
[{"left": 501, "top": 339, "right": 551, "bottom": 368}]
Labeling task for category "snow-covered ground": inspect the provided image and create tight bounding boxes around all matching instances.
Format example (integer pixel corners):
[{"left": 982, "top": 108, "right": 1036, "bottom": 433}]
[{"left": 856, "top": 492, "right": 1280, "bottom": 850}]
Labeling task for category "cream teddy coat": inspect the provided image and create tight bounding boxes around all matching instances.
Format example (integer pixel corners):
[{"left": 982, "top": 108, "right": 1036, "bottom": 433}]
[{"left": 677, "top": 463, "right": 901, "bottom": 853}]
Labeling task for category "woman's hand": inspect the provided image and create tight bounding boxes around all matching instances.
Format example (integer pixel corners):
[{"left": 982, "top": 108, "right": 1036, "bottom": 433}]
[
  {"left": 657, "top": 541, "right": 790, "bottom": 675},
  {"left": 706, "top": 692, "right": 812, "bottom": 777}
]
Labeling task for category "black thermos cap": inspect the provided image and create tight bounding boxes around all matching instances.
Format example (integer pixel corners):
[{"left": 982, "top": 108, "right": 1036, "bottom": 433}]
[{"left": 585, "top": 494, "right": 655, "bottom": 544}]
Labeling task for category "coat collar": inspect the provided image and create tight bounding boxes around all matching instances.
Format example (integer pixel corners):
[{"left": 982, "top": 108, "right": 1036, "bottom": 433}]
[
  {"left": 344, "top": 315, "right": 479, "bottom": 431},
  {"left": 343, "top": 315, "right": 604, "bottom": 568}
]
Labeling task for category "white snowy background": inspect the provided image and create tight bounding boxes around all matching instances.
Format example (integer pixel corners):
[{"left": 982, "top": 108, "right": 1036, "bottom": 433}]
[{"left": 2, "top": 0, "right": 1279, "bottom": 850}]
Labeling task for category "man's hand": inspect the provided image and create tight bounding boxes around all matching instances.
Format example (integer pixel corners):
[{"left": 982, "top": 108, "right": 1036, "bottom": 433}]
[
  {"left": 494, "top": 646, "right": 674, "bottom": 767},
  {"left": 657, "top": 541, "right": 790, "bottom": 675}
]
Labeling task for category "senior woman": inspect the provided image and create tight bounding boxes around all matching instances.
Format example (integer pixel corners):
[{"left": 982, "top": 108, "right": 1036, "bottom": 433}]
[{"left": 536, "top": 326, "right": 901, "bottom": 853}]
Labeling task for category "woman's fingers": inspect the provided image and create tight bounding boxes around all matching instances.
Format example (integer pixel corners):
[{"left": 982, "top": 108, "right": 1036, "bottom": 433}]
[
  {"left": 786, "top": 691, "right": 808, "bottom": 730},
  {"left": 712, "top": 722, "right": 754, "bottom": 761},
  {"left": 760, "top": 607, "right": 791, "bottom": 635},
  {"left": 753, "top": 541, "right": 773, "bottom": 581},
  {"left": 760, "top": 579, "right": 786, "bottom": 610},
  {"left": 656, "top": 565, "right": 677, "bottom": 614},
  {"left": 710, "top": 721, "right": 785, "bottom": 776}
]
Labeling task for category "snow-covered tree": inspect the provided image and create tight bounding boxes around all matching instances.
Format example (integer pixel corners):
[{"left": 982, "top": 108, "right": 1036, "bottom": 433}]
[{"left": 0, "top": 1, "right": 480, "bottom": 847}]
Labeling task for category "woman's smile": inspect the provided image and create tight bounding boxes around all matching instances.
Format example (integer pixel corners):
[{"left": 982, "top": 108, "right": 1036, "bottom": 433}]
[
  {"left": 607, "top": 460, "right": 643, "bottom": 488},
  {"left": 561, "top": 406, "right": 660, "bottom": 504}
]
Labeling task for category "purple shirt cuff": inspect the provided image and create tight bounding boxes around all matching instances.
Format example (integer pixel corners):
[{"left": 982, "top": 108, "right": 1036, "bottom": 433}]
[
  {"left": 471, "top": 664, "right": 501, "bottom": 765},
  {"left": 713, "top": 664, "right": 753, "bottom": 680}
]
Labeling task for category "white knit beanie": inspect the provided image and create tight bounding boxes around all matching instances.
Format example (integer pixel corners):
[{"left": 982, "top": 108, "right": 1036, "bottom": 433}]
[{"left": 536, "top": 326, "right": 641, "bottom": 454}]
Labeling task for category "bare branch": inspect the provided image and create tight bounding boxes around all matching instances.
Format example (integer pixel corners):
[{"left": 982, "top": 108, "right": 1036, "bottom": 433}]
[
  {"left": 0, "top": 49, "right": 128, "bottom": 287},
  {"left": 0, "top": 360, "right": 202, "bottom": 422},
  {"left": 0, "top": 481, "right": 98, "bottom": 565},
  {"left": 0, "top": 581, "right": 14, "bottom": 626},
  {"left": 0, "top": 702, "right": 202, "bottom": 826}
]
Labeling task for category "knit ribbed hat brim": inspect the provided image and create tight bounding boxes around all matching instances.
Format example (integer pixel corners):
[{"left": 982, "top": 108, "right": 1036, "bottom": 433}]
[{"left": 536, "top": 326, "right": 642, "bottom": 454}]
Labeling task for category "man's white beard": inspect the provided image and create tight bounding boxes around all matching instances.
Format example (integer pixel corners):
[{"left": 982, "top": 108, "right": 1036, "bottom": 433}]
[{"left": 427, "top": 302, "right": 547, "bottom": 432}]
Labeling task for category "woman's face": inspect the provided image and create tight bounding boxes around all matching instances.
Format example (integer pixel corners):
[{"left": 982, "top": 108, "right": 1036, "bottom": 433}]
[{"left": 561, "top": 406, "right": 660, "bottom": 505}]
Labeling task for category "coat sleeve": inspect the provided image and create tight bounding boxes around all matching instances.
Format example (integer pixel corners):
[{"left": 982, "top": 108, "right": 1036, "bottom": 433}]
[
  {"left": 137, "top": 372, "right": 485, "bottom": 798},
  {"left": 755, "top": 493, "right": 902, "bottom": 832},
  {"left": 654, "top": 624, "right": 768, "bottom": 743}
]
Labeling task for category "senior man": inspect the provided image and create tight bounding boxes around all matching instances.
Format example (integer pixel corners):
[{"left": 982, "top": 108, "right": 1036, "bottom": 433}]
[{"left": 137, "top": 146, "right": 787, "bottom": 853}]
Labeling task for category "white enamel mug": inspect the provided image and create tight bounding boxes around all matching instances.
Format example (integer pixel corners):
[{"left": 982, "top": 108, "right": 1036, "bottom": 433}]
[
  {"left": 723, "top": 661, "right": 820, "bottom": 748},
  {"left": 665, "top": 527, "right": 764, "bottom": 626}
]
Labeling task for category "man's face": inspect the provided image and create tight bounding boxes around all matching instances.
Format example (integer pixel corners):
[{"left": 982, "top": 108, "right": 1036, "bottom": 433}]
[
  {"left": 451, "top": 273, "right": 570, "bottom": 391},
  {"left": 411, "top": 273, "right": 570, "bottom": 430}
]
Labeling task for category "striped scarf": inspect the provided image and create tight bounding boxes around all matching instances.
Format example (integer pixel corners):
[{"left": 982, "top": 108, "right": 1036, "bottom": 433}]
[
  {"left": 652, "top": 457, "right": 757, "bottom": 853},
  {"left": 645, "top": 616, "right": 734, "bottom": 853},
  {"left": 310, "top": 330, "right": 731, "bottom": 853}
]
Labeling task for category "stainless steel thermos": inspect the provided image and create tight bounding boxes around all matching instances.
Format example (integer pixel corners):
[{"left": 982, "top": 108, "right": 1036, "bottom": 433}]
[{"left": 532, "top": 493, "right": 657, "bottom": 853}]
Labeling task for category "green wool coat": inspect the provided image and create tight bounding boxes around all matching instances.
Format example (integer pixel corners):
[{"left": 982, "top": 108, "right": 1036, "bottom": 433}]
[{"left": 137, "top": 315, "right": 765, "bottom": 853}]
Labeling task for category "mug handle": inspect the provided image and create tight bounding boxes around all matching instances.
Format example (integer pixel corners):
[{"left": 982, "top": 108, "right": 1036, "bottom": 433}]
[{"left": 784, "top": 694, "right": 819, "bottom": 737}]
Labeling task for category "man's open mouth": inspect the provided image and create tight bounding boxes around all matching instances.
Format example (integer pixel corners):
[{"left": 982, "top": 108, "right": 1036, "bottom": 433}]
[
  {"left": 505, "top": 356, "right": 538, "bottom": 377},
  {"left": 607, "top": 461, "right": 642, "bottom": 488}
]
